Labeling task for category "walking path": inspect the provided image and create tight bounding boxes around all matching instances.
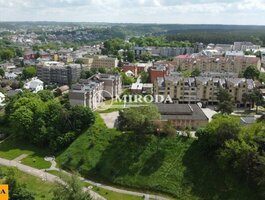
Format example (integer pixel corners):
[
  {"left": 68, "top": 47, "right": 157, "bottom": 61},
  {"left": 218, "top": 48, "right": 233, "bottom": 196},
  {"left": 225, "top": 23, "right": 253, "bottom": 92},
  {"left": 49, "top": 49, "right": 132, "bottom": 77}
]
[
  {"left": 1, "top": 155, "right": 170, "bottom": 200},
  {"left": 13, "top": 153, "right": 28, "bottom": 162},
  {"left": 0, "top": 157, "right": 106, "bottom": 200}
]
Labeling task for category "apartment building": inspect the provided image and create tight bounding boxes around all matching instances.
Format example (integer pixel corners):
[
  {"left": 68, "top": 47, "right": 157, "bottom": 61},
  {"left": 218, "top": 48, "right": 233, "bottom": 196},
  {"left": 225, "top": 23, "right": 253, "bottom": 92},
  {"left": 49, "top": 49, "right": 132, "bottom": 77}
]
[
  {"left": 173, "top": 56, "right": 261, "bottom": 74},
  {"left": 226, "top": 78, "right": 255, "bottom": 106},
  {"left": 134, "top": 46, "right": 195, "bottom": 57},
  {"left": 233, "top": 42, "right": 260, "bottom": 51},
  {"left": 149, "top": 63, "right": 170, "bottom": 83},
  {"left": 82, "top": 55, "right": 118, "bottom": 69},
  {"left": 154, "top": 76, "right": 255, "bottom": 107},
  {"left": 85, "top": 74, "right": 122, "bottom": 98},
  {"left": 69, "top": 81, "right": 104, "bottom": 110},
  {"left": 69, "top": 74, "right": 122, "bottom": 109},
  {"left": 37, "top": 61, "right": 82, "bottom": 85}
]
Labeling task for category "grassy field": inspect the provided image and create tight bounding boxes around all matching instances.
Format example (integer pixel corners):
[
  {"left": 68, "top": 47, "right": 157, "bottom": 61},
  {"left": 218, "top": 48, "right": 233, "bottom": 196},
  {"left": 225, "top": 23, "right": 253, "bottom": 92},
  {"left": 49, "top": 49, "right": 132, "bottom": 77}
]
[
  {"left": 57, "top": 115, "right": 261, "bottom": 200},
  {"left": 0, "top": 136, "right": 51, "bottom": 169},
  {"left": 0, "top": 166, "right": 54, "bottom": 200}
]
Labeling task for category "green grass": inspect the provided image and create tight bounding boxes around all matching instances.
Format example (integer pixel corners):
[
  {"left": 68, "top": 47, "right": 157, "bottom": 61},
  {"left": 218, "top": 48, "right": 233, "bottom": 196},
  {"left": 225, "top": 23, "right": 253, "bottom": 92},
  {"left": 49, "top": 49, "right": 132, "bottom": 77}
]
[
  {"left": 47, "top": 170, "right": 66, "bottom": 178},
  {"left": 0, "top": 136, "right": 51, "bottom": 169},
  {"left": 0, "top": 166, "right": 55, "bottom": 200},
  {"left": 21, "top": 155, "right": 51, "bottom": 169},
  {"left": 92, "top": 186, "right": 144, "bottom": 200},
  {"left": 57, "top": 114, "right": 262, "bottom": 200}
]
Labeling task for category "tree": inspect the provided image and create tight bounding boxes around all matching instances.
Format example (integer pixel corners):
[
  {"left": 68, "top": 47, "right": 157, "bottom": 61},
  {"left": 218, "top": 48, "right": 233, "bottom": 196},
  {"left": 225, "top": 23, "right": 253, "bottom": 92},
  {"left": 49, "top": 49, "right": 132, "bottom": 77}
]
[
  {"left": 140, "top": 71, "right": 149, "bottom": 83},
  {"left": 118, "top": 60, "right": 123, "bottom": 68},
  {"left": 127, "top": 51, "right": 135, "bottom": 63},
  {"left": 52, "top": 175, "right": 91, "bottom": 200},
  {"left": 4, "top": 169, "right": 35, "bottom": 200},
  {"left": 121, "top": 72, "right": 135, "bottom": 85},
  {"left": 10, "top": 106, "right": 34, "bottom": 135},
  {"left": 118, "top": 105, "right": 160, "bottom": 134},
  {"left": 217, "top": 88, "right": 234, "bottom": 114},
  {"left": 196, "top": 116, "right": 241, "bottom": 156},
  {"left": 37, "top": 90, "right": 55, "bottom": 102},
  {"left": 69, "top": 106, "right": 95, "bottom": 133},
  {"left": 22, "top": 66, "right": 37, "bottom": 79},
  {"left": 191, "top": 68, "right": 201, "bottom": 77},
  {"left": 0, "top": 49, "right": 15, "bottom": 60},
  {"left": 259, "top": 72, "right": 265, "bottom": 83},
  {"left": 0, "top": 68, "right": 4, "bottom": 77},
  {"left": 243, "top": 65, "right": 260, "bottom": 80},
  {"left": 140, "top": 52, "right": 152, "bottom": 62},
  {"left": 162, "top": 121, "right": 176, "bottom": 137}
]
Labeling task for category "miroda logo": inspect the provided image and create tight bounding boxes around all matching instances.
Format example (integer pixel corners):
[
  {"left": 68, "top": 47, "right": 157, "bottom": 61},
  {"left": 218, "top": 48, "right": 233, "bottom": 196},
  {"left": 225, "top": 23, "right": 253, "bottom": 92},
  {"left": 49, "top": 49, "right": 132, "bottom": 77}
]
[{"left": 0, "top": 185, "right": 8, "bottom": 200}]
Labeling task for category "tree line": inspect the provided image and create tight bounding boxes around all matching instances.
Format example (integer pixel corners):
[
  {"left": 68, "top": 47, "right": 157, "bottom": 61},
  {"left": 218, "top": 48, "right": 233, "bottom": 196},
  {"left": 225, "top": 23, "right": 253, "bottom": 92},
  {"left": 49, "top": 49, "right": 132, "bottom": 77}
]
[
  {"left": 5, "top": 91, "right": 95, "bottom": 152},
  {"left": 196, "top": 115, "right": 265, "bottom": 198}
]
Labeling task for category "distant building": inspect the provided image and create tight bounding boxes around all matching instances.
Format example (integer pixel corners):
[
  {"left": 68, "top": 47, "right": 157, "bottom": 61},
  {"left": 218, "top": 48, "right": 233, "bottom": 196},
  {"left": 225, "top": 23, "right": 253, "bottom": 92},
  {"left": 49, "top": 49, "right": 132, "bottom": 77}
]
[
  {"left": 134, "top": 47, "right": 152, "bottom": 56},
  {"left": 37, "top": 61, "right": 82, "bottom": 85},
  {"left": 149, "top": 64, "right": 169, "bottom": 83},
  {"left": 155, "top": 103, "right": 208, "bottom": 129},
  {"left": 82, "top": 55, "right": 118, "bottom": 69},
  {"left": 4, "top": 72, "right": 18, "bottom": 80},
  {"left": 233, "top": 42, "right": 260, "bottom": 51},
  {"left": 24, "top": 77, "right": 44, "bottom": 93},
  {"left": 0, "top": 92, "right": 5, "bottom": 106},
  {"left": 225, "top": 51, "right": 244, "bottom": 57},
  {"left": 173, "top": 55, "right": 261, "bottom": 75}
]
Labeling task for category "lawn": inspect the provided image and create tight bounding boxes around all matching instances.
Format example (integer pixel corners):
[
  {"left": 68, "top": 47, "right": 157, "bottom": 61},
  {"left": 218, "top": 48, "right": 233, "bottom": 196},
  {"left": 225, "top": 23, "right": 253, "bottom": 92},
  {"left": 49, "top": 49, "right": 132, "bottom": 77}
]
[
  {"left": 0, "top": 166, "right": 55, "bottom": 200},
  {"left": 21, "top": 154, "right": 51, "bottom": 169},
  {"left": 57, "top": 115, "right": 261, "bottom": 200},
  {"left": 0, "top": 136, "right": 51, "bottom": 169}
]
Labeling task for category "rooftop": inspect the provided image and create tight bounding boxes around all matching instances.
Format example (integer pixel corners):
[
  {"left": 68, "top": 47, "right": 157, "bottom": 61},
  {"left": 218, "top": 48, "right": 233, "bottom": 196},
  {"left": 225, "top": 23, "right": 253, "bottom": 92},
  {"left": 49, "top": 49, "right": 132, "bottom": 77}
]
[{"left": 155, "top": 103, "right": 208, "bottom": 121}]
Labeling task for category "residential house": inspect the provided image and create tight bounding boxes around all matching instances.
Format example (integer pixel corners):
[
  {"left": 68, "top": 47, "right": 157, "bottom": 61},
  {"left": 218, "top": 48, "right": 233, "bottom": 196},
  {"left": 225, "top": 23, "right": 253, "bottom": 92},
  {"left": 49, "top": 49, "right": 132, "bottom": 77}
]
[{"left": 24, "top": 77, "right": 44, "bottom": 93}]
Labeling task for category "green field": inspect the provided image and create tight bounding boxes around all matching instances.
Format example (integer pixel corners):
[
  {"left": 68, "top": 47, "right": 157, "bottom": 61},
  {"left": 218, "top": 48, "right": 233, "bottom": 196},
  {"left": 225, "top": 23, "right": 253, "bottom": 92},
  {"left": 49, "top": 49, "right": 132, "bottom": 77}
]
[
  {"left": 0, "top": 166, "right": 55, "bottom": 200},
  {"left": 57, "top": 115, "right": 261, "bottom": 200},
  {"left": 0, "top": 136, "right": 51, "bottom": 169}
]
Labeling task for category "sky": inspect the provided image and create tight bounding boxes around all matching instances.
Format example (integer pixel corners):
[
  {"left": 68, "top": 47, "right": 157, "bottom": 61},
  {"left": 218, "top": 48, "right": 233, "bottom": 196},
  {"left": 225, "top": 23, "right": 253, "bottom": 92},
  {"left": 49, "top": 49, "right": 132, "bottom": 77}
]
[{"left": 0, "top": 0, "right": 265, "bottom": 25}]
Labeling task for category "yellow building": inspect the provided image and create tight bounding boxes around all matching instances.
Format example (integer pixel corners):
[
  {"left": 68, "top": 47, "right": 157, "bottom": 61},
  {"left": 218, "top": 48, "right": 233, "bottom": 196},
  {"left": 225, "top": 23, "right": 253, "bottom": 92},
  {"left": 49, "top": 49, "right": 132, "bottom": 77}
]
[{"left": 154, "top": 76, "right": 255, "bottom": 107}]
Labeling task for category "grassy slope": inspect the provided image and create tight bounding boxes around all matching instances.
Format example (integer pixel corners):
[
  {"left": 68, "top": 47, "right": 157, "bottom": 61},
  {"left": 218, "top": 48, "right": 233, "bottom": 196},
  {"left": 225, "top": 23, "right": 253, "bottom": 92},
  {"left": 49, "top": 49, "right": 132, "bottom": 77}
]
[
  {"left": 57, "top": 114, "right": 261, "bottom": 200},
  {"left": 0, "top": 136, "right": 51, "bottom": 169},
  {"left": 0, "top": 166, "right": 54, "bottom": 200},
  {"left": 57, "top": 114, "right": 258, "bottom": 200}
]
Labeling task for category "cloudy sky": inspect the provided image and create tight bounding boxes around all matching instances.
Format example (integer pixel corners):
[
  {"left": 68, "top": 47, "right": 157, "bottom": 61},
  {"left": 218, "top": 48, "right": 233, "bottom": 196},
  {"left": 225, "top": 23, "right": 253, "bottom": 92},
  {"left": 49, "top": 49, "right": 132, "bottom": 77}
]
[{"left": 0, "top": 0, "right": 265, "bottom": 25}]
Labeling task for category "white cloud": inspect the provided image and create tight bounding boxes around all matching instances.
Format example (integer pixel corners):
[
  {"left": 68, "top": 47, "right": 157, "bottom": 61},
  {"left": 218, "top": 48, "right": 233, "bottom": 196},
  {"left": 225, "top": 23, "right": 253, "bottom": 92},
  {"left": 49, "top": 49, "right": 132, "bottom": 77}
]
[{"left": 0, "top": 0, "right": 265, "bottom": 24}]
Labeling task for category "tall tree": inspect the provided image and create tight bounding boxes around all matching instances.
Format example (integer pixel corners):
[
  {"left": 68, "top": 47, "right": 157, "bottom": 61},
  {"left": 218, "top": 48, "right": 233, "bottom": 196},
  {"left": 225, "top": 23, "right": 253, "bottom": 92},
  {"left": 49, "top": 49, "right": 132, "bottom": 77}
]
[
  {"left": 243, "top": 65, "right": 260, "bottom": 80},
  {"left": 118, "top": 105, "right": 160, "bottom": 134},
  {"left": 217, "top": 88, "right": 234, "bottom": 114},
  {"left": 22, "top": 66, "right": 37, "bottom": 79}
]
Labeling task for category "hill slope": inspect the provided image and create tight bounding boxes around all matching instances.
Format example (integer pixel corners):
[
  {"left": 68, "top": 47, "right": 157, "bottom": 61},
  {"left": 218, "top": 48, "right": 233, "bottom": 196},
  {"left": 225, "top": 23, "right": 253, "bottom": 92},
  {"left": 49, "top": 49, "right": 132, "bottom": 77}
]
[{"left": 57, "top": 115, "right": 260, "bottom": 200}]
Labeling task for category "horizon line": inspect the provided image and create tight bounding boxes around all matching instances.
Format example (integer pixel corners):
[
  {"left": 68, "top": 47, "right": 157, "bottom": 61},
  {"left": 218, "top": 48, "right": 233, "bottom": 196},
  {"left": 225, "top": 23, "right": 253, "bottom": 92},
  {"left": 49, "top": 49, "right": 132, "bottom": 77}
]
[{"left": 0, "top": 21, "right": 265, "bottom": 26}]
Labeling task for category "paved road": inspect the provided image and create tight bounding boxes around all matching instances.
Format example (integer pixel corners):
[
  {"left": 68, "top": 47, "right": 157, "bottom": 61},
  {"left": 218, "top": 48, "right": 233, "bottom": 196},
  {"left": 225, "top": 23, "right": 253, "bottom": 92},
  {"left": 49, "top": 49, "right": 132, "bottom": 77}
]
[{"left": 0, "top": 157, "right": 106, "bottom": 200}]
